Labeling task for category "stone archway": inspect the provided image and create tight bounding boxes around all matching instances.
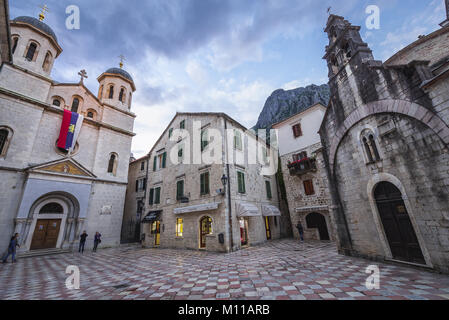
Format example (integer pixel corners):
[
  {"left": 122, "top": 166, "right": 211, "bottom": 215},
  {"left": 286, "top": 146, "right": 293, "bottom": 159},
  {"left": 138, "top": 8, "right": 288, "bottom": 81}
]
[
  {"left": 306, "top": 212, "right": 331, "bottom": 241},
  {"left": 328, "top": 99, "right": 449, "bottom": 175},
  {"left": 367, "top": 173, "right": 433, "bottom": 267},
  {"left": 374, "top": 182, "right": 425, "bottom": 264},
  {"left": 22, "top": 192, "right": 81, "bottom": 252}
]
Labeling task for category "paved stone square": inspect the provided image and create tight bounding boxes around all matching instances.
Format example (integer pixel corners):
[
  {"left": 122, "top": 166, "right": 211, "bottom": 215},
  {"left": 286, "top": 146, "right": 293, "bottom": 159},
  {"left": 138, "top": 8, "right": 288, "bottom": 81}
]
[{"left": 1, "top": 240, "right": 449, "bottom": 300}]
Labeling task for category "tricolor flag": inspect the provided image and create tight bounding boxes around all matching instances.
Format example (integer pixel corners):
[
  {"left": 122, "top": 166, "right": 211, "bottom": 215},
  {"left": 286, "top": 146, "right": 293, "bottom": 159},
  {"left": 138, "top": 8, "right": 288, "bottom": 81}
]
[{"left": 57, "top": 110, "right": 84, "bottom": 153}]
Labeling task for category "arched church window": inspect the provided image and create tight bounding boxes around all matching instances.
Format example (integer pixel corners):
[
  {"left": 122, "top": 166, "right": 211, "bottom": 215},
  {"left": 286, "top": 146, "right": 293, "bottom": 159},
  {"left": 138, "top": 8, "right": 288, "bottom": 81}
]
[
  {"left": 108, "top": 153, "right": 118, "bottom": 175},
  {"left": 0, "top": 129, "right": 9, "bottom": 155},
  {"left": 361, "top": 130, "right": 381, "bottom": 164},
  {"left": 363, "top": 137, "right": 374, "bottom": 163},
  {"left": 341, "top": 41, "right": 352, "bottom": 59},
  {"left": 25, "top": 42, "right": 37, "bottom": 61},
  {"left": 71, "top": 98, "right": 80, "bottom": 113},
  {"left": 87, "top": 111, "right": 94, "bottom": 118},
  {"left": 52, "top": 99, "right": 60, "bottom": 107},
  {"left": 42, "top": 51, "right": 52, "bottom": 72},
  {"left": 12, "top": 36, "right": 19, "bottom": 54},
  {"left": 39, "top": 203, "right": 63, "bottom": 214},
  {"left": 129, "top": 93, "right": 132, "bottom": 108},
  {"left": 108, "top": 85, "right": 114, "bottom": 99},
  {"left": 0, "top": 127, "right": 13, "bottom": 158},
  {"left": 369, "top": 135, "right": 381, "bottom": 161},
  {"left": 119, "top": 88, "right": 125, "bottom": 102},
  {"left": 98, "top": 85, "right": 103, "bottom": 99}
]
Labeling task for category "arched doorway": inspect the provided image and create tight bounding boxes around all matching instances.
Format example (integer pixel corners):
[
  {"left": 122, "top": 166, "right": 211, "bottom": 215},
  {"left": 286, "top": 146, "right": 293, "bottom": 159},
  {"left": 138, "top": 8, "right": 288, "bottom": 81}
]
[
  {"left": 199, "top": 216, "right": 213, "bottom": 249},
  {"left": 30, "top": 202, "right": 64, "bottom": 250},
  {"left": 24, "top": 192, "right": 80, "bottom": 252},
  {"left": 306, "top": 212, "right": 330, "bottom": 240},
  {"left": 374, "top": 182, "right": 425, "bottom": 264}
]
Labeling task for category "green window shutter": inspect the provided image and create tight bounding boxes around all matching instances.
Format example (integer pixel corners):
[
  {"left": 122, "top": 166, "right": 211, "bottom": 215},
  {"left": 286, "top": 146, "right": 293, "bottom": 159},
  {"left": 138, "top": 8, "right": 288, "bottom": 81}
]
[
  {"left": 153, "top": 157, "right": 157, "bottom": 171},
  {"left": 155, "top": 187, "right": 161, "bottom": 204},
  {"left": 200, "top": 172, "right": 210, "bottom": 195},
  {"left": 200, "top": 173, "right": 205, "bottom": 195},
  {"left": 201, "top": 130, "right": 208, "bottom": 152},
  {"left": 177, "top": 181, "right": 184, "bottom": 200},
  {"left": 238, "top": 172, "right": 246, "bottom": 193},
  {"left": 149, "top": 188, "right": 154, "bottom": 205},
  {"left": 162, "top": 152, "right": 167, "bottom": 168},
  {"left": 180, "top": 120, "right": 185, "bottom": 129},
  {"left": 265, "top": 181, "right": 272, "bottom": 199},
  {"left": 205, "top": 172, "right": 210, "bottom": 194},
  {"left": 178, "top": 146, "right": 183, "bottom": 158},
  {"left": 169, "top": 128, "right": 173, "bottom": 138}
]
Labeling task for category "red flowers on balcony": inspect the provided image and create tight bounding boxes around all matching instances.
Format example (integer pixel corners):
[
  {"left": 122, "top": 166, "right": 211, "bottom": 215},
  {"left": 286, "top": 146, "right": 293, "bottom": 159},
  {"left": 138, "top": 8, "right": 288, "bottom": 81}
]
[{"left": 287, "top": 157, "right": 317, "bottom": 176}]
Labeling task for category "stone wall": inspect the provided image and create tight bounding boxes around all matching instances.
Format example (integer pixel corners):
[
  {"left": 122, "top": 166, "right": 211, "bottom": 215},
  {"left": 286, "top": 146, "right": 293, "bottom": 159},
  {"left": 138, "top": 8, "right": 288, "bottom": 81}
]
[{"left": 320, "top": 15, "right": 449, "bottom": 273}]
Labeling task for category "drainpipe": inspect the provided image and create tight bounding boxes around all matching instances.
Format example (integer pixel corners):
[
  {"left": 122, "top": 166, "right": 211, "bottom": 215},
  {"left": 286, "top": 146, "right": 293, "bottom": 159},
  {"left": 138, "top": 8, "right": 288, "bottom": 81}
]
[{"left": 224, "top": 119, "right": 234, "bottom": 252}]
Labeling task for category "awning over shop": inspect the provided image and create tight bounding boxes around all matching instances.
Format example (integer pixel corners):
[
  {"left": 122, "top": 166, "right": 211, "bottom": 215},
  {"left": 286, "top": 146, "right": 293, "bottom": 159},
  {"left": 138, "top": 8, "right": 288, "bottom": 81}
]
[
  {"left": 262, "top": 205, "right": 281, "bottom": 217},
  {"left": 173, "top": 202, "right": 221, "bottom": 215},
  {"left": 236, "top": 202, "right": 261, "bottom": 217},
  {"left": 142, "top": 210, "right": 162, "bottom": 223}
]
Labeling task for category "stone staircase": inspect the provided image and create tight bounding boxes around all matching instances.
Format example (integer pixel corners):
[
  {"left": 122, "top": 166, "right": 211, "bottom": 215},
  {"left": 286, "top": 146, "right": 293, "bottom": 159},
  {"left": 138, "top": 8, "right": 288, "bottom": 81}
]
[{"left": 17, "top": 248, "right": 71, "bottom": 259}]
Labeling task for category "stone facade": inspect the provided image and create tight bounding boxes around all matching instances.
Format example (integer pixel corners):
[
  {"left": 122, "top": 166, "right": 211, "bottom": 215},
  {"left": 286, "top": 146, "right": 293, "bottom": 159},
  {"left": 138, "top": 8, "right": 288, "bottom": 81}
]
[
  {"left": 125, "top": 113, "right": 285, "bottom": 252},
  {"left": 0, "top": 13, "right": 136, "bottom": 254},
  {"left": 273, "top": 104, "right": 335, "bottom": 242},
  {"left": 319, "top": 13, "right": 449, "bottom": 273}
]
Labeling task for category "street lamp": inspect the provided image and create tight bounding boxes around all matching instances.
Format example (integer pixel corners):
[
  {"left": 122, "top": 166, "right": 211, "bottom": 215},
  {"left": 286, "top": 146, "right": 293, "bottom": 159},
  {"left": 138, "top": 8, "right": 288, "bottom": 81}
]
[{"left": 221, "top": 174, "right": 228, "bottom": 196}]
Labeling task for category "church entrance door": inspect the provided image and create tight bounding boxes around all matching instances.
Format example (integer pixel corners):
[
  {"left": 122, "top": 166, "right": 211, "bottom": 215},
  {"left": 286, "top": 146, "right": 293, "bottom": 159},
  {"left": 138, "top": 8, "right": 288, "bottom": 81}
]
[
  {"left": 375, "top": 182, "right": 425, "bottom": 264},
  {"left": 30, "top": 219, "right": 62, "bottom": 250}
]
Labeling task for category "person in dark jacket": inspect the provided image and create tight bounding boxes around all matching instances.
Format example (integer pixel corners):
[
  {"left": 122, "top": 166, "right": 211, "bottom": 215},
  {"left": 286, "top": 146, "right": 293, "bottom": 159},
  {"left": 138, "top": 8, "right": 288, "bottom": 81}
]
[
  {"left": 296, "top": 222, "right": 305, "bottom": 242},
  {"left": 93, "top": 232, "right": 102, "bottom": 252},
  {"left": 2, "top": 233, "right": 20, "bottom": 263},
  {"left": 79, "top": 231, "right": 88, "bottom": 254}
]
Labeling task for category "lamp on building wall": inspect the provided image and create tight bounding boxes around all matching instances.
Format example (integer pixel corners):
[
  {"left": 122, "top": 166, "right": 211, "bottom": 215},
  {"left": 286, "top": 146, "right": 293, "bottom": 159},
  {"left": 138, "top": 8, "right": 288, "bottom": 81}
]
[{"left": 220, "top": 174, "right": 228, "bottom": 196}]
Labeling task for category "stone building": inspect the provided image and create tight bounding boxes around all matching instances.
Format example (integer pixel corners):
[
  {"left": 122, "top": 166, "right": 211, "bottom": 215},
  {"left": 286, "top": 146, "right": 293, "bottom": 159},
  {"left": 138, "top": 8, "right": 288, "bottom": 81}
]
[
  {"left": 272, "top": 103, "right": 335, "bottom": 242},
  {"left": 319, "top": 5, "right": 449, "bottom": 273},
  {"left": 121, "top": 154, "right": 149, "bottom": 243},
  {"left": 125, "top": 112, "right": 285, "bottom": 252},
  {"left": 0, "top": 10, "right": 136, "bottom": 255}
]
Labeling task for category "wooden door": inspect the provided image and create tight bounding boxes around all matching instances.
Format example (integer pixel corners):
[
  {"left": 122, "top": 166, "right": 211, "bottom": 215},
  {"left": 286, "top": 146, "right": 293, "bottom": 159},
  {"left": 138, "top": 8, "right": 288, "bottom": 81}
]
[
  {"left": 30, "top": 219, "right": 61, "bottom": 250},
  {"left": 265, "top": 217, "right": 272, "bottom": 240},
  {"left": 375, "top": 182, "right": 425, "bottom": 264},
  {"left": 200, "top": 217, "right": 212, "bottom": 249},
  {"left": 154, "top": 221, "right": 161, "bottom": 246}
]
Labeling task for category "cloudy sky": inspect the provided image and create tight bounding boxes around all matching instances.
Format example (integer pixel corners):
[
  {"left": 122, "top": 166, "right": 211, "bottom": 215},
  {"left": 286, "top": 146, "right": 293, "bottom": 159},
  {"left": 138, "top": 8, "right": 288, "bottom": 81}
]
[{"left": 10, "top": 0, "right": 446, "bottom": 158}]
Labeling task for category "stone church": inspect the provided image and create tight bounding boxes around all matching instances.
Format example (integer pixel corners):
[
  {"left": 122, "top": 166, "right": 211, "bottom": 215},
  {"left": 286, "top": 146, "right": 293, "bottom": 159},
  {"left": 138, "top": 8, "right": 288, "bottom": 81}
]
[
  {"left": 0, "top": 5, "right": 137, "bottom": 255},
  {"left": 319, "top": 3, "right": 449, "bottom": 273}
]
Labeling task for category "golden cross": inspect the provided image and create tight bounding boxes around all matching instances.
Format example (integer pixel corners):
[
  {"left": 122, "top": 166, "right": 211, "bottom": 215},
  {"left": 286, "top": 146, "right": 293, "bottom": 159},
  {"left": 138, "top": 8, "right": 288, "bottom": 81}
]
[
  {"left": 119, "top": 54, "right": 126, "bottom": 69},
  {"left": 38, "top": 4, "right": 50, "bottom": 21}
]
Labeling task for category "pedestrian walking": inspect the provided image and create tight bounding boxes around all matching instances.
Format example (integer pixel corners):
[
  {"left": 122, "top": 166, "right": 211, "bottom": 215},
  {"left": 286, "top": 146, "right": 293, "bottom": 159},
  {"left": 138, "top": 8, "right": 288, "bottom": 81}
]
[
  {"left": 2, "top": 233, "right": 20, "bottom": 263},
  {"left": 93, "top": 232, "right": 102, "bottom": 252},
  {"left": 79, "top": 231, "right": 88, "bottom": 254},
  {"left": 296, "top": 222, "right": 305, "bottom": 242}
]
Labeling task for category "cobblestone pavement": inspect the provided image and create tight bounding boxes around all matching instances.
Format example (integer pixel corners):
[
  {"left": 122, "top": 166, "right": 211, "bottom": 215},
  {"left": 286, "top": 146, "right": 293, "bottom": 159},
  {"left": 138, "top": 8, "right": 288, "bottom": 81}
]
[{"left": 1, "top": 240, "right": 449, "bottom": 300}]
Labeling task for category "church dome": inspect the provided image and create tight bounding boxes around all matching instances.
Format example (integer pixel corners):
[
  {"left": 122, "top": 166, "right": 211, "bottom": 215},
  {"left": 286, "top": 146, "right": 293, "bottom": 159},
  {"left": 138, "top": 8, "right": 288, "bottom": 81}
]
[
  {"left": 13, "top": 16, "right": 58, "bottom": 43},
  {"left": 105, "top": 67, "right": 134, "bottom": 83}
]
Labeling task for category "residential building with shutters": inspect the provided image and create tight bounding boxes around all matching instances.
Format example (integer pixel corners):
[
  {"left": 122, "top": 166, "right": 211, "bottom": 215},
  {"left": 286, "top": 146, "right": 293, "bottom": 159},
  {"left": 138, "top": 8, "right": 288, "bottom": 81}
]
[
  {"left": 124, "top": 112, "right": 287, "bottom": 252},
  {"left": 272, "top": 103, "right": 335, "bottom": 242}
]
